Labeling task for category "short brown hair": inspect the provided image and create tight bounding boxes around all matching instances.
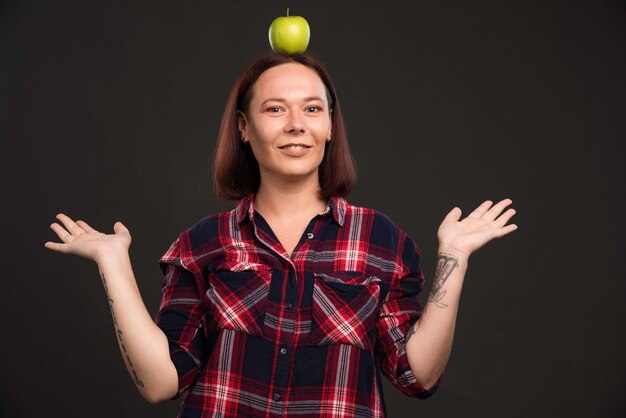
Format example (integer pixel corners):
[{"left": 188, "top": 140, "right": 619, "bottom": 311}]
[{"left": 212, "top": 50, "right": 357, "bottom": 201}]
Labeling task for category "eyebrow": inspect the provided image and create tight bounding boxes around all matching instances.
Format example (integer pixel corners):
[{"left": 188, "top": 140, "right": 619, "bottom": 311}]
[{"left": 260, "top": 96, "right": 325, "bottom": 106}]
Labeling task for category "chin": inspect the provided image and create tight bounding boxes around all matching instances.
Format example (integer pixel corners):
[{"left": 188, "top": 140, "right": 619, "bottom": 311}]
[
  {"left": 278, "top": 168, "right": 319, "bottom": 180},
  {"left": 282, "top": 172, "right": 316, "bottom": 180}
]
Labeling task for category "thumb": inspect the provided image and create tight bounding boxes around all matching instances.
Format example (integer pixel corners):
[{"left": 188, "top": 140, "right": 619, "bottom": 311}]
[
  {"left": 113, "top": 221, "right": 129, "bottom": 234},
  {"left": 444, "top": 207, "right": 462, "bottom": 223}
]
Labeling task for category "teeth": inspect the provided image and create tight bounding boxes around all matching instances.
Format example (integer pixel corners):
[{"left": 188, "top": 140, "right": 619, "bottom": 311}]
[{"left": 283, "top": 145, "right": 306, "bottom": 150}]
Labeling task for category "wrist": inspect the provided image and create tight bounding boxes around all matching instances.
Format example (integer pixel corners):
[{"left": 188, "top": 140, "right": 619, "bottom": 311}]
[
  {"left": 96, "top": 250, "right": 137, "bottom": 292},
  {"left": 436, "top": 245, "right": 470, "bottom": 263},
  {"left": 96, "top": 246, "right": 131, "bottom": 269}
]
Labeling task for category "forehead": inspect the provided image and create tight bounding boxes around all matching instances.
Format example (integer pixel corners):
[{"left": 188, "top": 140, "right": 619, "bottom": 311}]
[{"left": 252, "top": 63, "right": 327, "bottom": 102}]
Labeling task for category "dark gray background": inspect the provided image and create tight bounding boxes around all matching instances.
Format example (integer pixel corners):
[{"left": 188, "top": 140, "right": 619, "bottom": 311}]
[{"left": 1, "top": 0, "right": 624, "bottom": 417}]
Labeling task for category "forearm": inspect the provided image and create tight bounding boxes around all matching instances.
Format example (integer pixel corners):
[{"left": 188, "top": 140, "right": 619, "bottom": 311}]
[
  {"left": 405, "top": 247, "right": 468, "bottom": 389},
  {"left": 97, "top": 251, "right": 178, "bottom": 403}
]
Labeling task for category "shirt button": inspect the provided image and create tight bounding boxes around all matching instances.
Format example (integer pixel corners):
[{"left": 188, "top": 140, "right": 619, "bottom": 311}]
[
  {"left": 273, "top": 393, "right": 281, "bottom": 401},
  {"left": 284, "top": 301, "right": 293, "bottom": 309},
  {"left": 306, "top": 232, "right": 314, "bottom": 239},
  {"left": 280, "top": 347, "right": 288, "bottom": 355}
]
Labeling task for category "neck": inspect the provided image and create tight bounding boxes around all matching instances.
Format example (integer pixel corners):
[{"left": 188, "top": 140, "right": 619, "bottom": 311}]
[{"left": 254, "top": 178, "right": 327, "bottom": 221}]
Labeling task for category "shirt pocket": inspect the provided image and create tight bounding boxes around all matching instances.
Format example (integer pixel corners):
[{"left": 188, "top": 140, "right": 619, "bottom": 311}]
[
  {"left": 309, "top": 271, "right": 382, "bottom": 352},
  {"left": 205, "top": 262, "right": 272, "bottom": 337}
]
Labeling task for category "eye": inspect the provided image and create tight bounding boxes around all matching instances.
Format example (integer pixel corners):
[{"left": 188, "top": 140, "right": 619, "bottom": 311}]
[
  {"left": 306, "top": 106, "right": 322, "bottom": 112},
  {"left": 266, "top": 106, "right": 282, "bottom": 113}
]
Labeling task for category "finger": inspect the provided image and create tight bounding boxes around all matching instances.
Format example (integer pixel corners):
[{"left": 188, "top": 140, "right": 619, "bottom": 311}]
[
  {"left": 495, "top": 223, "right": 518, "bottom": 238},
  {"left": 50, "top": 223, "right": 75, "bottom": 243},
  {"left": 467, "top": 200, "right": 493, "bottom": 218},
  {"left": 495, "top": 208, "right": 516, "bottom": 227},
  {"left": 76, "top": 220, "right": 96, "bottom": 233},
  {"left": 55, "top": 213, "right": 86, "bottom": 236},
  {"left": 483, "top": 198, "right": 513, "bottom": 222},
  {"left": 44, "top": 241, "right": 69, "bottom": 253}
]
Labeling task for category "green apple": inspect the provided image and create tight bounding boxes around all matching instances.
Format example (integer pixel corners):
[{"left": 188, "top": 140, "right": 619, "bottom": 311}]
[{"left": 268, "top": 10, "right": 310, "bottom": 54}]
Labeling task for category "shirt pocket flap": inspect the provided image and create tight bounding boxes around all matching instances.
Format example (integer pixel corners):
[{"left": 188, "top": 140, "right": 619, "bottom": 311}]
[
  {"left": 214, "top": 261, "right": 273, "bottom": 273},
  {"left": 205, "top": 262, "right": 272, "bottom": 336},
  {"left": 310, "top": 271, "right": 382, "bottom": 352}
]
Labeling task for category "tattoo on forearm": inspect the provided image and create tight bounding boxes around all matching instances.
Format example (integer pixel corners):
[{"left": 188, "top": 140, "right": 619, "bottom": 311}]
[
  {"left": 100, "top": 273, "right": 144, "bottom": 387},
  {"left": 428, "top": 253, "right": 459, "bottom": 308}
]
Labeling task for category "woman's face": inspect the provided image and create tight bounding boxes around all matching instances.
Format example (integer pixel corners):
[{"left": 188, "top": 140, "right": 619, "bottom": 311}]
[{"left": 238, "top": 62, "right": 332, "bottom": 186}]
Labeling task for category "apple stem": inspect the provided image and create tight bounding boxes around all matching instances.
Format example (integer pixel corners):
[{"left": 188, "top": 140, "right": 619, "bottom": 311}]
[{"left": 287, "top": 7, "right": 289, "bottom": 16}]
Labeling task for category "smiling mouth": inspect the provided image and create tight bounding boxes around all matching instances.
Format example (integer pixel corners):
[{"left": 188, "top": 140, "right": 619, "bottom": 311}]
[{"left": 278, "top": 145, "right": 311, "bottom": 150}]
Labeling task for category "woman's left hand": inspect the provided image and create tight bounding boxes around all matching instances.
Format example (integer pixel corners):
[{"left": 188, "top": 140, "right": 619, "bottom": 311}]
[{"left": 437, "top": 198, "right": 518, "bottom": 259}]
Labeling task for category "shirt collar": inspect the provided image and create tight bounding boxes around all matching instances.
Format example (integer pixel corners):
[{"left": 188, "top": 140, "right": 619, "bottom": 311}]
[{"left": 235, "top": 193, "right": 345, "bottom": 227}]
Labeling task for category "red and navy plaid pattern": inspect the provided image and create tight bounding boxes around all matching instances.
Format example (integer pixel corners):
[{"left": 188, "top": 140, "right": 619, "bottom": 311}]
[{"left": 155, "top": 194, "right": 442, "bottom": 417}]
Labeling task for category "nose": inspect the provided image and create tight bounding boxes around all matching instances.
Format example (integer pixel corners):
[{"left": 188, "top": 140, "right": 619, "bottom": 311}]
[{"left": 284, "top": 111, "right": 305, "bottom": 134}]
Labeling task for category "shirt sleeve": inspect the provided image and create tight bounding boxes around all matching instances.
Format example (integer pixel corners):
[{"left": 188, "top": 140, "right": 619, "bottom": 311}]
[
  {"left": 155, "top": 237, "right": 211, "bottom": 398},
  {"left": 374, "top": 230, "right": 443, "bottom": 398}
]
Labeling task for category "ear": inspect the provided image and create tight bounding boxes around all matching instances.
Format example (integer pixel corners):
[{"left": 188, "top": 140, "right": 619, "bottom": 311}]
[
  {"left": 327, "top": 109, "right": 333, "bottom": 141},
  {"left": 237, "top": 111, "right": 248, "bottom": 140}
]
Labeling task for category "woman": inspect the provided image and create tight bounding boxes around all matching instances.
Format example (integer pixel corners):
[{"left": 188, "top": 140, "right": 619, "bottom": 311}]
[{"left": 45, "top": 51, "right": 517, "bottom": 417}]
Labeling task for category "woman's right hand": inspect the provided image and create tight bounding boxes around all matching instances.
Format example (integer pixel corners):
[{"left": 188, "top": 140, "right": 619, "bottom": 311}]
[{"left": 45, "top": 214, "right": 132, "bottom": 264}]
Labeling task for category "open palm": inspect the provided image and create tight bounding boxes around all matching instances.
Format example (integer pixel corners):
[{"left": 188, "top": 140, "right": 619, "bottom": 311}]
[
  {"left": 45, "top": 214, "right": 131, "bottom": 263},
  {"left": 437, "top": 199, "right": 517, "bottom": 258}
]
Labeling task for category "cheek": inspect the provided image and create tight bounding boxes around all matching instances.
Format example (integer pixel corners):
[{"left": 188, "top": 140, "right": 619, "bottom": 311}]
[
  {"left": 250, "top": 120, "right": 280, "bottom": 141},
  {"left": 316, "top": 122, "right": 332, "bottom": 139}
]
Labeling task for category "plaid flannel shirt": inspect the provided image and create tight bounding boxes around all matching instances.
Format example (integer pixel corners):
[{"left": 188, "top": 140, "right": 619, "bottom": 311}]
[{"left": 155, "top": 194, "right": 442, "bottom": 417}]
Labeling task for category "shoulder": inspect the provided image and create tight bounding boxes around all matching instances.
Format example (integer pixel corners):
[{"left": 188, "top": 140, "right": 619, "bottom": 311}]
[
  {"left": 160, "top": 207, "right": 238, "bottom": 271},
  {"left": 181, "top": 213, "right": 221, "bottom": 245},
  {"left": 344, "top": 202, "right": 421, "bottom": 277},
  {"left": 180, "top": 204, "right": 242, "bottom": 246},
  {"left": 343, "top": 199, "right": 405, "bottom": 241},
  {"left": 345, "top": 198, "right": 420, "bottom": 253}
]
